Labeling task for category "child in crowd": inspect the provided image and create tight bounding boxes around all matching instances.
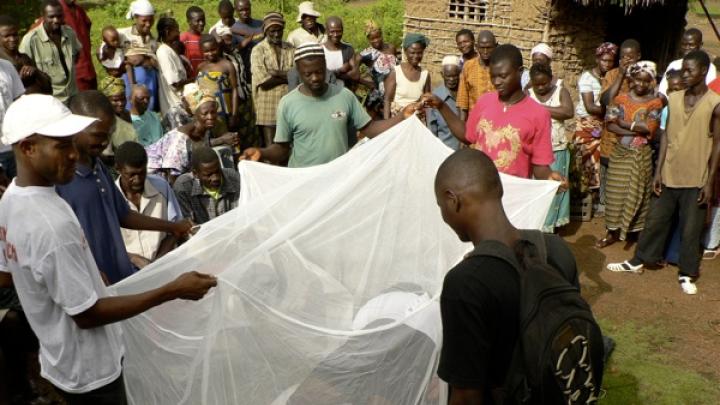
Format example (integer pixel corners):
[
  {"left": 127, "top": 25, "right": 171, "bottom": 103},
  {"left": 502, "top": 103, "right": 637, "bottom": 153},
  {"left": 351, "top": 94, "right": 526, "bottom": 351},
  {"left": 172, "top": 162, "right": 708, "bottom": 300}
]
[
  {"left": 209, "top": 0, "right": 237, "bottom": 43},
  {"left": 359, "top": 21, "right": 397, "bottom": 119},
  {"left": 180, "top": 6, "right": 207, "bottom": 79},
  {"left": 197, "top": 35, "right": 239, "bottom": 130},
  {"left": 98, "top": 25, "right": 133, "bottom": 81}
]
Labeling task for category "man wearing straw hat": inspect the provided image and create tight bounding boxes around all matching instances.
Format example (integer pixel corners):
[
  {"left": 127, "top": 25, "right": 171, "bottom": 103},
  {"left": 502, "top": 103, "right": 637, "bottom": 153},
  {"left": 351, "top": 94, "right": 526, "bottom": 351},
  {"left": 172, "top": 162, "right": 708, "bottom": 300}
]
[
  {"left": 287, "top": 1, "right": 326, "bottom": 47},
  {"left": 251, "top": 12, "right": 294, "bottom": 147}
]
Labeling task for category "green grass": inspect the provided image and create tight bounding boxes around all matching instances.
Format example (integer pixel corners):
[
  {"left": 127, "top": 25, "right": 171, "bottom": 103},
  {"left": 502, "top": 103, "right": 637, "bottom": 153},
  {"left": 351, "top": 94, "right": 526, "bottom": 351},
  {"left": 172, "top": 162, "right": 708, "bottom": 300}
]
[
  {"left": 690, "top": 0, "right": 720, "bottom": 16},
  {"left": 0, "top": 0, "right": 403, "bottom": 82},
  {"left": 599, "top": 319, "right": 720, "bottom": 404}
]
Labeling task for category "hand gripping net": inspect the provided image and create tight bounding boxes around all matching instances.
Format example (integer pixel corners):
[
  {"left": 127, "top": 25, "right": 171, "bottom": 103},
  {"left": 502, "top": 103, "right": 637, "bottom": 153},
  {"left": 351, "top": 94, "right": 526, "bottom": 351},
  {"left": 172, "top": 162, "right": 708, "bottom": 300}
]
[{"left": 111, "top": 117, "right": 559, "bottom": 404}]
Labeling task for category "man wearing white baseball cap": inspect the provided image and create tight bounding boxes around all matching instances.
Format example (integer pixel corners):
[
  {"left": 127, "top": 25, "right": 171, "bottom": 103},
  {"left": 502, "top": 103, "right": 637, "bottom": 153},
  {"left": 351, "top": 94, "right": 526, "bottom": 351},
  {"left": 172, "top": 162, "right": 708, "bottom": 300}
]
[
  {"left": 0, "top": 94, "right": 217, "bottom": 404},
  {"left": 287, "top": 1, "right": 326, "bottom": 47}
]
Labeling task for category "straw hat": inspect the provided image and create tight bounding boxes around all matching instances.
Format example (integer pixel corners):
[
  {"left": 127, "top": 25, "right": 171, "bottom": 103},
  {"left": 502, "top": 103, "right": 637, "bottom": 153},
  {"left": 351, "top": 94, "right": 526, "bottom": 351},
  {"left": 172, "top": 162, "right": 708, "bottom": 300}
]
[{"left": 296, "top": 1, "right": 321, "bottom": 23}]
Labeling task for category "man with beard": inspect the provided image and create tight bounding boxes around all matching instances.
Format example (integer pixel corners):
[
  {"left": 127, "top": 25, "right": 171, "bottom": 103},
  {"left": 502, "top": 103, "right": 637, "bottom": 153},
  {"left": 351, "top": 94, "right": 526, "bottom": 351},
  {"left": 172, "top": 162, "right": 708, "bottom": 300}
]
[
  {"left": 429, "top": 56, "right": 462, "bottom": 150},
  {"left": 19, "top": 0, "right": 81, "bottom": 103},
  {"left": 242, "top": 43, "right": 419, "bottom": 168}
]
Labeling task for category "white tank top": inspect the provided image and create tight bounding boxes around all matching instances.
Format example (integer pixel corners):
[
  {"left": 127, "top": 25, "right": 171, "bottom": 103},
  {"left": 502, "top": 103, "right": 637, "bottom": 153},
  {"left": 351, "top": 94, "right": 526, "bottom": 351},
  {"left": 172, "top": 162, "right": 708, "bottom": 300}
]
[
  {"left": 529, "top": 79, "right": 567, "bottom": 151},
  {"left": 393, "top": 64, "right": 428, "bottom": 108}
]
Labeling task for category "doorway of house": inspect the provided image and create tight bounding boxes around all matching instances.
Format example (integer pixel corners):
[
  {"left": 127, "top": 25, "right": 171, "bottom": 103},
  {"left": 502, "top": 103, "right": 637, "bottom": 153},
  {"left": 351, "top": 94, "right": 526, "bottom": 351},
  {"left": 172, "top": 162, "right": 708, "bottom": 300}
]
[{"left": 604, "top": 1, "right": 689, "bottom": 72}]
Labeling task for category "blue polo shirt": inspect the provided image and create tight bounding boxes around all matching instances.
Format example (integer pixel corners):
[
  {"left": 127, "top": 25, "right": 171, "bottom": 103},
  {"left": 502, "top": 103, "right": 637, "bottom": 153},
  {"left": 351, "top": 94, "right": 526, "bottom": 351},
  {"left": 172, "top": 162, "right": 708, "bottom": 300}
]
[{"left": 56, "top": 158, "right": 136, "bottom": 284}]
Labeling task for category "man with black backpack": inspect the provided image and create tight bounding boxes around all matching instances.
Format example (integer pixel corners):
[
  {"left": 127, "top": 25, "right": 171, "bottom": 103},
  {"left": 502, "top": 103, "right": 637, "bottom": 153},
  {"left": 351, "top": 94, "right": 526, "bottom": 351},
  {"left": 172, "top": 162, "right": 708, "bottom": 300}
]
[{"left": 435, "top": 149, "right": 604, "bottom": 404}]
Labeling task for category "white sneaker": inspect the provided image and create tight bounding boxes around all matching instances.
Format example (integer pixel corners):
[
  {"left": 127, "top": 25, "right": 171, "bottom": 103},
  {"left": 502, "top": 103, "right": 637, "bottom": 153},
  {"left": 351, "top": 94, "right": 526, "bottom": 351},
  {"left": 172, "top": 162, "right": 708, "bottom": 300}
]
[
  {"left": 679, "top": 276, "right": 698, "bottom": 295},
  {"left": 606, "top": 260, "right": 644, "bottom": 274}
]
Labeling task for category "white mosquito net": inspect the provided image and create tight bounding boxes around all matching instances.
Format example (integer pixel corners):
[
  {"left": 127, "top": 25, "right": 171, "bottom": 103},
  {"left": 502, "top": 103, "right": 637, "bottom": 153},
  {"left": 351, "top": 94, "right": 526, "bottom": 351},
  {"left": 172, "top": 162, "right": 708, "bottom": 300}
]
[{"left": 110, "top": 117, "right": 559, "bottom": 404}]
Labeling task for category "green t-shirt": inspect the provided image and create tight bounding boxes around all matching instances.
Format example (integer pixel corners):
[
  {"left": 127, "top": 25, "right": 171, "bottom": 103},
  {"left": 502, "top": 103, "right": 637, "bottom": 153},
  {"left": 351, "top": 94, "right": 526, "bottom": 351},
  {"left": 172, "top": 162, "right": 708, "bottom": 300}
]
[{"left": 275, "top": 84, "right": 371, "bottom": 168}]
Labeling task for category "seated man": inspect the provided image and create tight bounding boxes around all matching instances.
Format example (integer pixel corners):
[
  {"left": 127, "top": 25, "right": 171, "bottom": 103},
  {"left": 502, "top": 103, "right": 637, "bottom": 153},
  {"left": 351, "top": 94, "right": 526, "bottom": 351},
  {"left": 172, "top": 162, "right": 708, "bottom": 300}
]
[
  {"left": 115, "top": 141, "right": 183, "bottom": 269},
  {"left": 130, "top": 84, "right": 164, "bottom": 146},
  {"left": 173, "top": 146, "right": 240, "bottom": 224}
]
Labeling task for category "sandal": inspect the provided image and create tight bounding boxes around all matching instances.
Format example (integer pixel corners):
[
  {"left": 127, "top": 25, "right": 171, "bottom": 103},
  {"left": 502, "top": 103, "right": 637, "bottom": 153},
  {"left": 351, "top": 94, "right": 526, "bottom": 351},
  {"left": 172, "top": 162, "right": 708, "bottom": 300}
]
[
  {"left": 702, "top": 249, "right": 719, "bottom": 260},
  {"left": 606, "top": 260, "right": 644, "bottom": 274},
  {"left": 595, "top": 234, "right": 617, "bottom": 248}
]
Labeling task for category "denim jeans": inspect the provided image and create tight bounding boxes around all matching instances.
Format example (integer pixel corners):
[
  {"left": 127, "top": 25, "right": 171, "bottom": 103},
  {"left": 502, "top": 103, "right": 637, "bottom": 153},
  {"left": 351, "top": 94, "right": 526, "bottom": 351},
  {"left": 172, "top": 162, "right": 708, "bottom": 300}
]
[{"left": 634, "top": 187, "right": 706, "bottom": 277}]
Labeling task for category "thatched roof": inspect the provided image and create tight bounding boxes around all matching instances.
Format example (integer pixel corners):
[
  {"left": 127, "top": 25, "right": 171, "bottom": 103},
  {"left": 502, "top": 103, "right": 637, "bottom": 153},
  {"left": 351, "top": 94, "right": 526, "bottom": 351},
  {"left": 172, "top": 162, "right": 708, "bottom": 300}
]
[{"left": 574, "top": 0, "right": 673, "bottom": 10}]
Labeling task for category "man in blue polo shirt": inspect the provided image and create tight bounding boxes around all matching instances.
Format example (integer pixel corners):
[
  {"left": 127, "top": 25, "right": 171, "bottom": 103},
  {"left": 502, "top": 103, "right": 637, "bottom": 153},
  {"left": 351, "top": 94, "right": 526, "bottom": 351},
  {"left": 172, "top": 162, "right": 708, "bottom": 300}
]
[{"left": 56, "top": 91, "right": 192, "bottom": 284}]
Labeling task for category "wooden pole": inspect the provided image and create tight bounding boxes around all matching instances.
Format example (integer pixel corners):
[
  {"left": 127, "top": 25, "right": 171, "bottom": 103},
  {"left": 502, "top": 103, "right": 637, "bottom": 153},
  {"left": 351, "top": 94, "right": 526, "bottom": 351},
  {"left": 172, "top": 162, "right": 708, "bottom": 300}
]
[{"left": 698, "top": 0, "right": 720, "bottom": 43}]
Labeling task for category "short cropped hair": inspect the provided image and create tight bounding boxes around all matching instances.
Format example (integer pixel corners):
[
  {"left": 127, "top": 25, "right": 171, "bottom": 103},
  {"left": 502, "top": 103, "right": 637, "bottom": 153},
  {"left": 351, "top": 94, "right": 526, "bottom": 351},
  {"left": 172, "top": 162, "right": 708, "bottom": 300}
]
[
  {"left": 456, "top": 29, "right": 474, "bottom": 41},
  {"left": 489, "top": 44, "right": 523, "bottom": 69},
  {"left": 115, "top": 142, "right": 148, "bottom": 169},
  {"left": 684, "top": 49, "right": 710, "bottom": 69},
  {"left": 186, "top": 5, "right": 205, "bottom": 20},
  {"left": 620, "top": 39, "right": 641, "bottom": 53},
  {"left": 191, "top": 147, "right": 220, "bottom": 171},
  {"left": 0, "top": 15, "right": 16, "bottom": 28}
]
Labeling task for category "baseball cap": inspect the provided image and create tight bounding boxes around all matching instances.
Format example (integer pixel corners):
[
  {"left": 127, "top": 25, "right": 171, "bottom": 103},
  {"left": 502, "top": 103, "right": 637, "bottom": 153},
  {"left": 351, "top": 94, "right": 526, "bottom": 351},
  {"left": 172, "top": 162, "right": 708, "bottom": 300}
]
[{"left": 1, "top": 94, "right": 98, "bottom": 145}]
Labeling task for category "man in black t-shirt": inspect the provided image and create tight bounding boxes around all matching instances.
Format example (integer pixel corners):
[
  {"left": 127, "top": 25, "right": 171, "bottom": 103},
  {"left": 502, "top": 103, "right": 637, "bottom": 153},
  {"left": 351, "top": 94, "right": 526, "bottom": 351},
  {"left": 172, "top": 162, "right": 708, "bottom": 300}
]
[{"left": 434, "top": 149, "right": 578, "bottom": 404}]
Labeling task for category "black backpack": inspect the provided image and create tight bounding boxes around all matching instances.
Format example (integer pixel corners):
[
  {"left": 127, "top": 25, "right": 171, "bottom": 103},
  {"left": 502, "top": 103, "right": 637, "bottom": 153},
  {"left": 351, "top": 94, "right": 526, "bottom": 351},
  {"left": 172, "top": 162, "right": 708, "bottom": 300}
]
[{"left": 469, "top": 230, "right": 604, "bottom": 405}]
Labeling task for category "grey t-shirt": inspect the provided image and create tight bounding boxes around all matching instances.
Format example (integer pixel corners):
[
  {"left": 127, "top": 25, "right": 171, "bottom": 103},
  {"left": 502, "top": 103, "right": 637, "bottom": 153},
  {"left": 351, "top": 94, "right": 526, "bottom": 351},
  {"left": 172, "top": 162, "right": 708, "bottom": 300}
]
[{"left": 275, "top": 84, "right": 371, "bottom": 168}]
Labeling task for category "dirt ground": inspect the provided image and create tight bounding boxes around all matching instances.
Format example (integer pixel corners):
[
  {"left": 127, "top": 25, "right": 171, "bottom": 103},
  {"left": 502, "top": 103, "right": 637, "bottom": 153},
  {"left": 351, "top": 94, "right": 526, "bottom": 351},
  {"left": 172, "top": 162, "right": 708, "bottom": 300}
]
[{"left": 562, "top": 218, "right": 720, "bottom": 382}]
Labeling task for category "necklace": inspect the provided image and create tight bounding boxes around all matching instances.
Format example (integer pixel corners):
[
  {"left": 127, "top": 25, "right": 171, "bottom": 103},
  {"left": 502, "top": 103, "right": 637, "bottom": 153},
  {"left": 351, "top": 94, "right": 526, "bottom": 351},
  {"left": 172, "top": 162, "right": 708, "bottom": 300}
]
[{"left": 502, "top": 95, "right": 525, "bottom": 112}]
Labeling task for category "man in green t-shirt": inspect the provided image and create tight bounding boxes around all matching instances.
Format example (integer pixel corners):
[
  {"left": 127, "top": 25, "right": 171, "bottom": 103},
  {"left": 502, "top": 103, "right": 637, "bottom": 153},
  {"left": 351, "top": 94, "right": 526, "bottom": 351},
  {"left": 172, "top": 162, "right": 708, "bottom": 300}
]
[{"left": 241, "top": 43, "right": 418, "bottom": 167}]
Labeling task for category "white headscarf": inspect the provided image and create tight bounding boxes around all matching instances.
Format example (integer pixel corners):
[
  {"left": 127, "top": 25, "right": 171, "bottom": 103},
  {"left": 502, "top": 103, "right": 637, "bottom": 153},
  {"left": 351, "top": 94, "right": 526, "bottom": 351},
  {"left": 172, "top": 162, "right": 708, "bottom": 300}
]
[
  {"left": 126, "top": 0, "right": 155, "bottom": 20},
  {"left": 531, "top": 43, "right": 553, "bottom": 60},
  {"left": 441, "top": 55, "right": 461, "bottom": 67}
]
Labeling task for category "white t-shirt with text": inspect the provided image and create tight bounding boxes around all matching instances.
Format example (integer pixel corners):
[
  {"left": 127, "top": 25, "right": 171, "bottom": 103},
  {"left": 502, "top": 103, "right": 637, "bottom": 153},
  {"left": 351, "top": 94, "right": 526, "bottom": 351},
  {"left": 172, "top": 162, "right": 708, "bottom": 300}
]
[{"left": 0, "top": 182, "right": 124, "bottom": 393}]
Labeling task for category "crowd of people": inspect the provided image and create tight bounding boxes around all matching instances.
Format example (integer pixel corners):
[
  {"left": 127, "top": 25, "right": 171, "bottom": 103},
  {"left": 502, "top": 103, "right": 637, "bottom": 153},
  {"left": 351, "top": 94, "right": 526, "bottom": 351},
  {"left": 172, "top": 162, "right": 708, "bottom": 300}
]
[{"left": 0, "top": 0, "right": 718, "bottom": 403}]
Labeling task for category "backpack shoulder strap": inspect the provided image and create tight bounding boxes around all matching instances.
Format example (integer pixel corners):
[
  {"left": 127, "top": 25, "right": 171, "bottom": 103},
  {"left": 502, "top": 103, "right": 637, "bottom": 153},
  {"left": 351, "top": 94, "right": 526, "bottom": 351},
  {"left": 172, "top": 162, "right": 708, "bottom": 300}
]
[
  {"left": 465, "top": 240, "right": 522, "bottom": 271},
  {"left": 520, "top": 230, "right": 548, "bottom": 264}
]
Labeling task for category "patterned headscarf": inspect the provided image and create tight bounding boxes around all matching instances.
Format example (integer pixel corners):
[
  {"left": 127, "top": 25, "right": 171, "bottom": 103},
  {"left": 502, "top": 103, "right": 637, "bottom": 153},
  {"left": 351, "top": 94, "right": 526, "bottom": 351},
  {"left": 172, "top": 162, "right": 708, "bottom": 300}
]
[
  {"left": 99, "top": 76, "right": 126, "bottom": 97},
  {"left": 364, "top": 20, "right": 380, "bottom": 36},
  {"left": 402, "top": 33, "right": 429, "bottom": 50},
  {"left": 182, "top": 83, "right": 217, "bottom": 114},
  {"left": 263, "top": 12, "right": 285, "bottom": 33},
  {"left": 595, "top": 42, "right": 619, "bottom": 58},
  {"left": 629, "top": 61, "right": 657, "bottom": 78}
]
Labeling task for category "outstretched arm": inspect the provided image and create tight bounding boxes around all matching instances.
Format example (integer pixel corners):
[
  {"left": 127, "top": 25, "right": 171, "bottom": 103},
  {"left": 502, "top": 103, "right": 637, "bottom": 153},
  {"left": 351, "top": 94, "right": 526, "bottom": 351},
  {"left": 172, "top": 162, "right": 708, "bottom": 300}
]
[
  {"left": 421, "top": 93, "right": 468, "bottom": 144},
  {"left": 72, "top": 271, "right": 217, "bottom": 329}
]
